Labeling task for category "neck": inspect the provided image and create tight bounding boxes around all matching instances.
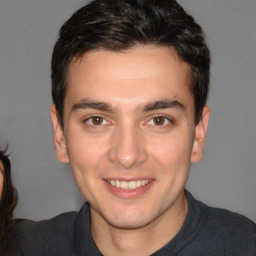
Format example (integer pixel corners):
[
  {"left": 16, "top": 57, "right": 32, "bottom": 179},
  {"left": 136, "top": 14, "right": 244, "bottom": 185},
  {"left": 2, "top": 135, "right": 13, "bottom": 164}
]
[{"left": 91, "top": 193, "right": 188, "bottom": 256}]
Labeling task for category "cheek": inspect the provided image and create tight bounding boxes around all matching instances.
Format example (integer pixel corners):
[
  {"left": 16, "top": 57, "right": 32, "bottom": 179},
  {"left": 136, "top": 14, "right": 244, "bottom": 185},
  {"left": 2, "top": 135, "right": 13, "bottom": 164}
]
[
  {"left": 66, "top": 131, "right": 110, "bottom": 171},
  {"left": 65, "top": 133, "right": 110, "bottom": 202},
  {"left": 146, "top": 132, "right": 192, "bottom": 167}
]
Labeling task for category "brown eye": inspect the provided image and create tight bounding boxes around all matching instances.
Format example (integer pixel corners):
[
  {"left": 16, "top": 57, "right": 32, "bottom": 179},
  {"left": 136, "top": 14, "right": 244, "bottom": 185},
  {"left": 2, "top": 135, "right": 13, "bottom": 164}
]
[
  {"left": 83, "top": 115, "right": 110, "bottom": 128},
  {"left": 91, "top": 116, "right": 104, "bottom": 125},
  {"left": 153, "top": 116, "right": 166, "bottom": 125}
]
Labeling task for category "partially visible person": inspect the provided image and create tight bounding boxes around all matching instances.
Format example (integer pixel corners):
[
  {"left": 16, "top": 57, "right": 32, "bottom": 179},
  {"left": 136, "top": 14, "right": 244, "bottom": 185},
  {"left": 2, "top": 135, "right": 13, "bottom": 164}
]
[
  {"left": 0, "top": 146, "right": 18, "bottom": 252},
  {"left": 0, "top": 160, "right": 4, "bottom": 199}
]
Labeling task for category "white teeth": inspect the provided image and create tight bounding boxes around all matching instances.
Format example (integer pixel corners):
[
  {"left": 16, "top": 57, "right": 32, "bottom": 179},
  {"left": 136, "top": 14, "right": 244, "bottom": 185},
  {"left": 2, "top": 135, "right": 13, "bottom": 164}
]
[
  {"left": 120, "top": 181, "right": 128, "bottom": 189},
  {"left": 129, "top": 181, "right": 137, "bottom": 189},
  {"left": 136, "top": 180, "right": 142, "bottom": 187},
  {"left": 116, "top": 180, "right": 120, "bottom": 188},
  {"left": 107, "top": 180, "right": 151, "bottom": 190}
]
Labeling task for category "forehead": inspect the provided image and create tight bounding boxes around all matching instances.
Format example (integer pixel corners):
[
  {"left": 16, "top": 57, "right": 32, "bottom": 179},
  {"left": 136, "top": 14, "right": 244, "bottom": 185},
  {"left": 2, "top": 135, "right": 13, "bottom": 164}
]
[{"left": 65, "top": 45, "right": 193, "bottom": 110}]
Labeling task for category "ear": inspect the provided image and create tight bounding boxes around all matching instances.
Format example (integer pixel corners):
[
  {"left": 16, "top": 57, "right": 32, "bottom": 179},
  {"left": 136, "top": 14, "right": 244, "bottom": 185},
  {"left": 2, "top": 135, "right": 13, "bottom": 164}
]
[
  {"left": 50, "top": 104, "right": 69, "bottom": 163},
  {"left": 191, "top": 106, "right": 211, "bottom": 162}
]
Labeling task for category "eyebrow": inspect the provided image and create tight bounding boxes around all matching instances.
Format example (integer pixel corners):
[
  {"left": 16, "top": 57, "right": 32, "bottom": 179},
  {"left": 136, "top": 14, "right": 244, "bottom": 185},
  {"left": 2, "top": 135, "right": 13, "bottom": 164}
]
[
  {"left": 72, "top": 98, "right": 185, "bottom": 113},
  {"left": 72, "top": 99, "right": 115, "bottom": 112},
  {"left": 142, "top": 99, "right": 185, "bottom": 112}
]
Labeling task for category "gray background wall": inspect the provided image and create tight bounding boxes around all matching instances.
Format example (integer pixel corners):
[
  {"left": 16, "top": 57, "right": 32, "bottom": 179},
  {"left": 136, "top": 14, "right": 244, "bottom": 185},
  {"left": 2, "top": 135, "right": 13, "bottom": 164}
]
[{"left": 0, "top": 0, "right": 255, "bottom": 222}]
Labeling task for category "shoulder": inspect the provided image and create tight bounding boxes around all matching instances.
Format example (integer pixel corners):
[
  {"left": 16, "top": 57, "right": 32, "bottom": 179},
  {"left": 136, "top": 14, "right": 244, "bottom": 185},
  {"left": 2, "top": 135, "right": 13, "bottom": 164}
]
[
  {"left": 8, "top": 211, "right": 78, "bottom": 256},
  {"left": 203, "top": 203, "right": 256, "bottom": 235},
  {"left": 199, "top": 201, "right": 256, "bottom": 254},
  {"left": 18, "top": 210, "right": 77, "bottom": 235}
]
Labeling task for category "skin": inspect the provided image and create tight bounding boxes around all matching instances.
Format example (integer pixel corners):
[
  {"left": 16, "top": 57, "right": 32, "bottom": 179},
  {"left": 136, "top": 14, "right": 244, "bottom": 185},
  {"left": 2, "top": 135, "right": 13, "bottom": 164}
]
[
  {"left": 0, "top": 161, "right": 4, "bottom": 199},
  {"left": 51, "top": 45, "right": 210, "bottom": 256}
]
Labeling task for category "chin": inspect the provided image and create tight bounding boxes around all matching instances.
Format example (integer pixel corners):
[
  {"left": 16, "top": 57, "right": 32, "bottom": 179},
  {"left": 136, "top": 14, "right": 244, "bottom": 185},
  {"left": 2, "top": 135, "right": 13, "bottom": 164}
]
[
  {"left": 104, "top": 207, "right": 156, "bottom": 230},
  {"left": 108, "top": 217, "right": 150, "bottom": 230}
]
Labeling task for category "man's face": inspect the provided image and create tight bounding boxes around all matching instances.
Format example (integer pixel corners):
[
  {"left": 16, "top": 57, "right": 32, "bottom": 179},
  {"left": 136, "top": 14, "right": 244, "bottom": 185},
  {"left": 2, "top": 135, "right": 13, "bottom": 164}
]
[{"left": 51, "top": 45, "right": 209, "bottom": 229}]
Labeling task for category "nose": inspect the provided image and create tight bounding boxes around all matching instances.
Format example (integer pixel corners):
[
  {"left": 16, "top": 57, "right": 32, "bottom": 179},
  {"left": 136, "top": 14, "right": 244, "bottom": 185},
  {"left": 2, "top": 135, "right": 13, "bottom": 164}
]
[{"left": 108, "top": 126, "right": 148, "bottom": 169}]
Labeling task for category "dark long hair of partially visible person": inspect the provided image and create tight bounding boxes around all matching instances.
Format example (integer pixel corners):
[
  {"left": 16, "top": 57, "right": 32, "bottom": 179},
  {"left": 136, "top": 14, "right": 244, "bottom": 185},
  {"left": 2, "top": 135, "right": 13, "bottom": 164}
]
[{"left": 0, "top": 146, "right": 18, "bottom": 248}]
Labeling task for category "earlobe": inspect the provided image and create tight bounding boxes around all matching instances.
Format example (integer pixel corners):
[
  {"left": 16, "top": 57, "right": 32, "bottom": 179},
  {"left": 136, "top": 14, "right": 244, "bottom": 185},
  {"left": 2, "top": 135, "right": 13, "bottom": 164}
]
[
  {"left": 50, "top": 105, "right": 69, "bottom": 163},
  {"left": 191, "top": 106, "right": 211, "bottom": 162}
]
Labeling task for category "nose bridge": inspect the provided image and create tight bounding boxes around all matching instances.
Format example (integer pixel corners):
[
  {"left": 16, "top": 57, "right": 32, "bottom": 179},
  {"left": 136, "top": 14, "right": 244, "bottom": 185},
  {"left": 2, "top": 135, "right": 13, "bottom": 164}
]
[{"left": 108, "top": 123, "right": 147, "bottom": 169}]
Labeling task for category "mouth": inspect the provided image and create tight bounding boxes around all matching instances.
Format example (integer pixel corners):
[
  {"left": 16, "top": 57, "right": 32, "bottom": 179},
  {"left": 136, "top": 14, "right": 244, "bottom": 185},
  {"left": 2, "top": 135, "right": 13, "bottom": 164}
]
[
  {"left": 104, "top": 178, "right": 154, "bottom": 199},
  {"left": 107, "top": 179, "right": 152, "bottom": 190}
]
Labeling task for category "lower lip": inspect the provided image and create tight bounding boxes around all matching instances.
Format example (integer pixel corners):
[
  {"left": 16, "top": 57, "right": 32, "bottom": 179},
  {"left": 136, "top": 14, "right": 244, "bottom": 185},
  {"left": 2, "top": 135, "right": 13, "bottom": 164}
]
[{"left": 104, "top": 180, "right": 154, "bottom": 199}]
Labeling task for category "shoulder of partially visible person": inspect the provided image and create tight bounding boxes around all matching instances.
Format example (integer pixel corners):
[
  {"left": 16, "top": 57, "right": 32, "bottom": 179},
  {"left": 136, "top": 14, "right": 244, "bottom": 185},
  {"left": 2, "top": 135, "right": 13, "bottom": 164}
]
[
  {"left": 3, "top": 210, "right": 78, "bottom": 256},
  {"left": 197, "top": 199, "right": 256, "bottom": 255}
]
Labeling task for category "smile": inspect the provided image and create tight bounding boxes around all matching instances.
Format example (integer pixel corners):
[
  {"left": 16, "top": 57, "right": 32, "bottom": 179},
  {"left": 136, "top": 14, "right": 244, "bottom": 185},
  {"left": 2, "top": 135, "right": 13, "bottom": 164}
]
[{"left": 107, "top": 180, "right": 151, "bottom": 190}]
